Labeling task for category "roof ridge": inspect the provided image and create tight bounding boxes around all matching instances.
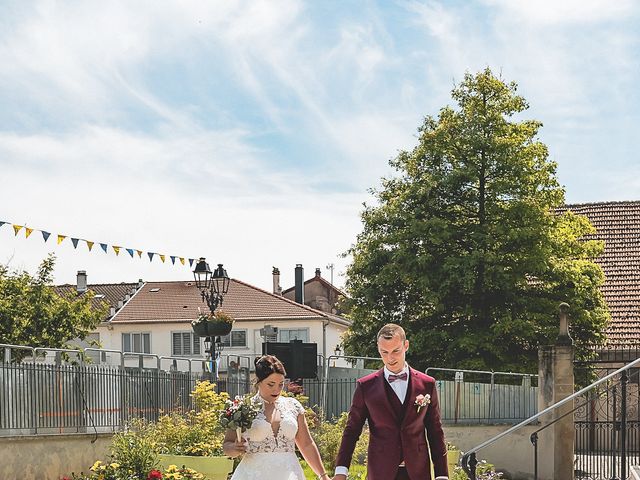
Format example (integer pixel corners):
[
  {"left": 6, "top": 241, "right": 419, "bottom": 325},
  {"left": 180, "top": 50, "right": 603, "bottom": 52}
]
[
  {"left": 230, "top": 277, "right": 334, "bottom": 319},
  {"left": 564, "top": 200, "right": 640, "bottom": 208}
]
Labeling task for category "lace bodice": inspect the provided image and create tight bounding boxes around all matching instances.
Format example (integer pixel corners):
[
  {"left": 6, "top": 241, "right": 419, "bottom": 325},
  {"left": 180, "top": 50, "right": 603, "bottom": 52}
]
[{"left": 242, "top": 395, "right": 305, "bottom": 454}]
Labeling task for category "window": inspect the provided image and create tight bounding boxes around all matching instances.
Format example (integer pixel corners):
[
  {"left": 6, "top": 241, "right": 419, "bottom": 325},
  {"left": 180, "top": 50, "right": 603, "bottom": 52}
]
[
  {"left": 278, "top": 328, "right": 309, "bottom": 343},
  {"left": 220, "top": 330, "right": 247, "bottom": 348},
  {"left": 172, "top": 332, "right": 201, "bottom": 356},
  {"left": 122, "top": 332, "right": 151, "bottom": 353}
]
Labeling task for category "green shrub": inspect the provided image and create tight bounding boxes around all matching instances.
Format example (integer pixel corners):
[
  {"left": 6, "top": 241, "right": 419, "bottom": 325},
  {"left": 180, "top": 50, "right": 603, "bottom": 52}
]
[
  {"left": 310, "top": 412, "right": 369, "bottom": 472},
  {"left": 146, "top": 380, "right": 228, "bottom": 456},
  {"left": 109, "top": 421, "right": 159, "bottom": 478}
]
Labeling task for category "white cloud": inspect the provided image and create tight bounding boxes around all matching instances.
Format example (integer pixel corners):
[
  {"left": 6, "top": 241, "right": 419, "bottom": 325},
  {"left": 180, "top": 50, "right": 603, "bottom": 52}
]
[{"left": 481, "top": 0, "right": 636, "bottom": 26}]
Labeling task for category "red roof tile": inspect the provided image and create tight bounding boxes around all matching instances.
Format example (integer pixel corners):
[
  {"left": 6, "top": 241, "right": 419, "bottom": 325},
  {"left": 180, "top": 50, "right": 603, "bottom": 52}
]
[
  {"left": 111, "top": 278, "right": 351, "bottom": 326},
  {"left": 563, "top": 201, "right": 640, "bottom": 344}
]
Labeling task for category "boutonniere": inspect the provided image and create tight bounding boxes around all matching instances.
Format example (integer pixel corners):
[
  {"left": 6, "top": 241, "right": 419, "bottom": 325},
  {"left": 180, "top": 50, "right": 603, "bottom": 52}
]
[{"left": 415, "top": 394, "right": 430, "bottom": 412}]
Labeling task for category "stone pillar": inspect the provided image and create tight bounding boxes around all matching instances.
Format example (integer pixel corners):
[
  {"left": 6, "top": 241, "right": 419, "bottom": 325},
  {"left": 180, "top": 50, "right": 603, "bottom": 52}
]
[{"left": 537, "top": 303, "right": 575, "bottom": 480}]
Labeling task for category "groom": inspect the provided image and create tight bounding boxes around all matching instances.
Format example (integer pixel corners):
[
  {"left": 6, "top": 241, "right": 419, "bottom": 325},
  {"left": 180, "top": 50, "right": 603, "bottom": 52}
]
[{"left": 333, "top": 324, "right": 449, "bottom": 480}]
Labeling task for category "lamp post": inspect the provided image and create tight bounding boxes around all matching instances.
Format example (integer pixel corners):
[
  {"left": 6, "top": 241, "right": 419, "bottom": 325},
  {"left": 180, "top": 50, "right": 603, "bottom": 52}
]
[
  {"left": 333, "top": 344, "right": 342, "bottom": 367},
  {"left": 193, "top": 258, "right": 231, "bottom": 381}
]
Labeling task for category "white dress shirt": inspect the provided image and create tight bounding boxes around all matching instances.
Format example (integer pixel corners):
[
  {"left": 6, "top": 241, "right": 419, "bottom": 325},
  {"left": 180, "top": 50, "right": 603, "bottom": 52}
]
[{"left": 335, "top": 364, "right": 448, "bottom": 480}]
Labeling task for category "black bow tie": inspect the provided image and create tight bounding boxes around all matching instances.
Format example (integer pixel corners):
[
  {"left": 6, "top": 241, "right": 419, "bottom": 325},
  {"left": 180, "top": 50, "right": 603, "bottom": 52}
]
[{"left": 388, "top": 372, "right": 408, "bottom": 383}]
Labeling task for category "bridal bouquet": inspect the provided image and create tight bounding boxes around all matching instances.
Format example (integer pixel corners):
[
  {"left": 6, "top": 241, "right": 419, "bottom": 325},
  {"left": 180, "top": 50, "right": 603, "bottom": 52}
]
[{"left": 219, "top": 395, "right": 261, "bottom": 443}]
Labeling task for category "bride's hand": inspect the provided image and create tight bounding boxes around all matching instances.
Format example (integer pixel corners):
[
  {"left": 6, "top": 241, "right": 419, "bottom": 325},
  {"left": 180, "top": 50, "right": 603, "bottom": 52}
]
[{"left": 223, "top": 438, "right": 247, "bottom": 458}]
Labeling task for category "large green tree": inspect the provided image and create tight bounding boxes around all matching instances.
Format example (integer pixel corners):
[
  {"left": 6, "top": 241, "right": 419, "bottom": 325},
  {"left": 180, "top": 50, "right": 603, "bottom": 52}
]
[
  {"left": 0, "top": 254, "right": 107, "bottom": 362},
  {"left": 343, "top": 68, "right": 609, "bottom": 372}
]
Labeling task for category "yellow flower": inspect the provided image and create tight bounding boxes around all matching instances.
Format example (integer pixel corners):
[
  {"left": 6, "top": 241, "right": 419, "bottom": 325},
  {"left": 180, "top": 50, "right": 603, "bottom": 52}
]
[
  {"left": 164, "top": 473, "right": 182, "bottom": 480},
  {"left": 166, "top": 465, "right": 179, "bottom": 472},
  {"left": 90, "top": 461, "right": 102, "bottom": 472},
  {"left": 109, "top": 463, "right": 120, "bottom": 469}
]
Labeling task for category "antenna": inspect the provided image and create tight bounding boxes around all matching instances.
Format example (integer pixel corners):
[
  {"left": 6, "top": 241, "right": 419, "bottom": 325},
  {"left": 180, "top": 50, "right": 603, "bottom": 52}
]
[{"left": 325, "top": 263, "right": 335, "bottom": 285}]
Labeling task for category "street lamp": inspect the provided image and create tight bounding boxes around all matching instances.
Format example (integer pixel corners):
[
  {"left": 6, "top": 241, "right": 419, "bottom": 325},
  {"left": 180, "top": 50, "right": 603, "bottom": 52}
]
[
  {"left": 193, "top": 258, "right": 231, "bottom": 381},
  {"left": 333, "top": 344, "right": 342, "bottom": 366},
  {"left": 193, "top": 258, "right": 230, "bottom": 311}
]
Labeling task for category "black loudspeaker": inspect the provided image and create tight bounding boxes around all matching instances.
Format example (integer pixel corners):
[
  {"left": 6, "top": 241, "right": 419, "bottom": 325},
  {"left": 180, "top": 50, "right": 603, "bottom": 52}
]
[{"left": 262, "top": 340, "right": 318, "bottom": 379}]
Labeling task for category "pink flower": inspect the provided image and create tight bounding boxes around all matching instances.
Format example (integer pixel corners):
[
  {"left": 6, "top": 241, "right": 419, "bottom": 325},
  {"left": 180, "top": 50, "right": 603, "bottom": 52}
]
[{"left": 415, "top": 393, "right": 431, "bottom": 412}]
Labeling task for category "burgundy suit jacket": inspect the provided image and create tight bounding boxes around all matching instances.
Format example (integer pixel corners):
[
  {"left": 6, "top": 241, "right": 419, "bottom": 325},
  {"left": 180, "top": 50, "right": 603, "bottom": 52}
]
[{"left": 336, "top": 368, "right": 448, "bottom": 480}]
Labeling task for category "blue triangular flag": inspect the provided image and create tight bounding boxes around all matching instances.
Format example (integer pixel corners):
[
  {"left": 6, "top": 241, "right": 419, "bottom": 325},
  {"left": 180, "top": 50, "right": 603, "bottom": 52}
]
[
  {"left": 147, "top": 252, "right": 155, "bottom": 262},
  {"left": 100, "top": 243, "right": 108, "bottom": 253},
  {"left": 126, "top": 248, "right": 134, "bottom": 258},
  {"left": 71, "top": 238, "right": 79, "bottom": 249},
  {"left": 170, "top": 256, "right": 176, "bottom": 265},
  {"left": 188, "top": 258, "right": 194, "bottom": 267},
  {"left": 41, "top": 231, "right": 51, "bottom": 242}
]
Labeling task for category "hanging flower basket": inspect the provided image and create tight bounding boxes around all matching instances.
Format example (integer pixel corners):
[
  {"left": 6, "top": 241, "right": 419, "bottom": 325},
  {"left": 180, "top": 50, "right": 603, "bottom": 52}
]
[{"left": 191, "top": 309, "right": 234, "bottom": 337}]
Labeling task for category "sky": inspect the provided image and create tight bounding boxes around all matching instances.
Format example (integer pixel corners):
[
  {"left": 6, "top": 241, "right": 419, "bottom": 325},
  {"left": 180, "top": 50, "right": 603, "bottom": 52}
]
[{"left": 0, "top": 0, "right": 639, "bottom": 292}]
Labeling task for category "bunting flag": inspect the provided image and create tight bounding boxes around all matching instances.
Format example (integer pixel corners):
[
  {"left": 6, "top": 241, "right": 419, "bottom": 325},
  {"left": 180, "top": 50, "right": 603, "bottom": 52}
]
[{"left": 0, "top": 218, "right": 197, "bottom": 270}]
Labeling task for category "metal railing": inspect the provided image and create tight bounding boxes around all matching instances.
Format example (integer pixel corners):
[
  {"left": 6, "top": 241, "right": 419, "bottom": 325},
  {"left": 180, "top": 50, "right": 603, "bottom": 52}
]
[
  {"left": 0, "top": 344, "right": 252, "bottom": 437},
  {"left": 426, "top": 367, "right": 538, "bottom": 424},
  {"left": 461, "top": 356, "right": 640, "bottom": 479}
]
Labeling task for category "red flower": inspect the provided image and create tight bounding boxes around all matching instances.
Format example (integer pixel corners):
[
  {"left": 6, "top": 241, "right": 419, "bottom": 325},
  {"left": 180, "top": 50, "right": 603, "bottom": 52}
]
[{"left": 147, "top": 469, "right": 163, "bottom": 479}]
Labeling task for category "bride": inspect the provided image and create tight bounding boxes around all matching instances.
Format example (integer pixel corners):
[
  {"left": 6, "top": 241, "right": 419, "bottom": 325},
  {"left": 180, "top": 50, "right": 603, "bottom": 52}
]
[{"left": 223, "top": 355, "right": 329, "bottom": 480}]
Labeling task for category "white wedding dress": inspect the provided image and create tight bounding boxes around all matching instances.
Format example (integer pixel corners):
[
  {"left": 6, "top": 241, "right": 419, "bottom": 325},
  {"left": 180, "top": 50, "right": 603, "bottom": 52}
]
[{"left": 231, "top": 395, "right": 306, "bottom": 480}]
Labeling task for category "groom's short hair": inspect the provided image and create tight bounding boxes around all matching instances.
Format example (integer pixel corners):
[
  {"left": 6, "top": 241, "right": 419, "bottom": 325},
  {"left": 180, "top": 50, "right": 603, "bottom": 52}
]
[{"left": 377, "top": 323, "right": 406, "bottom": 342}]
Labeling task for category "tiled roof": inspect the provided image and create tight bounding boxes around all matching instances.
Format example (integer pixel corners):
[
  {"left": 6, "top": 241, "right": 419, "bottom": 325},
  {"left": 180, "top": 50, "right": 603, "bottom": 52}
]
[
  {"left": 563, "top": 201, "right": 640, "bottom": 344},
  {"left": 54, "top": 283, "right": 139, "bottom": 320},
  {"left": 282, "top": 275, "right": 347, "bottom": 297},
  {"left": 111, "top": 278, "right": 351, "bottom": 326}
]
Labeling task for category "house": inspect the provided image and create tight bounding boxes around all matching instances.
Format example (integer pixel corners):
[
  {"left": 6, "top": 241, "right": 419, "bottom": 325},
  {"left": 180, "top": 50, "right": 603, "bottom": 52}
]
[
  {"left": 563, "top": 200, "right": 640, "bottom": 345},
  {"left": 277, "top": 264, "right": 346, "bottom": 315},
  {"left": 93, "top": 277, "right": 351, "bottom": 373},
  {"left": 54, "top": 271, "right": 143, "bottom": 350}
]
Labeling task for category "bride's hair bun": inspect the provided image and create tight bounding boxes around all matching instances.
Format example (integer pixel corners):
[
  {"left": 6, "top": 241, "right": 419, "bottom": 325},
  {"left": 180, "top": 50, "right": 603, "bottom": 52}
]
[{"left": 254, "top": 354, "right": 286, "bottom": 382}]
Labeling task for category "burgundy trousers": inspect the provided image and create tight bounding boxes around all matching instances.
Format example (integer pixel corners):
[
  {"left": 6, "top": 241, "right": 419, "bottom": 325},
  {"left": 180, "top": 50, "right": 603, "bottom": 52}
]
[{"left": 395, "top": 466, "right": 411, "bottom": 480}]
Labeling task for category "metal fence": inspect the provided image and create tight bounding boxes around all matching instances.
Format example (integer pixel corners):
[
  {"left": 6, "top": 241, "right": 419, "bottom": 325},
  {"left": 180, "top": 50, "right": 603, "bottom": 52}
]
[
  {"left": 426, "top": 367, "right": 538, "bottom": 424},
  {"left": 0, "top": 361, "right": 250, "bottom": 436}
]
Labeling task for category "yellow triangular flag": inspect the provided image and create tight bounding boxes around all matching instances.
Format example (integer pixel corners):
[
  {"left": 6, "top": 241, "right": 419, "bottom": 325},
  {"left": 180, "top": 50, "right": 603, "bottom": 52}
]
[
  {"left": 159, "top": 254, "right": 166, "bottom": 263},
  {"left": 113, "top": 246, "right": 121, "bottom": 256},
  {"left": 136, "top": 249, "right": 142, "bottom": 258},
  {"left": 179, "top": 257, "right": 185, "bottom": 265},
  {"left": 25, "top": 227, "right": 34, "bottom": 238},
  {"left": 13, "top": 225, "right": 23, "bottom": 236},
  {"left": 86, "top": 241, "right": 94, "bottom": 251},
  {"left": 57, "top": 234, "right": 66, "bottom": 245}
]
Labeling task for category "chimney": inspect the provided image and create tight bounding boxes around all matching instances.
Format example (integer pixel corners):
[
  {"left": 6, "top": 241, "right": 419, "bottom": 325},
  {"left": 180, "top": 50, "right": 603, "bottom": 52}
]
[
  {"left": 272, "top": 267, "right": 282, "bottom": 295},
  {"left": 137, "top": 279, "right": 144, "bottom": 289},
  {"left": 294, "top": 264, "right": 304, "bottom": 304},
  {"left": 76, "top": 270, "right": 88, "bottom": 293},
  {"left": 315, "top": 267, "right": 321, "bottom": 278}
]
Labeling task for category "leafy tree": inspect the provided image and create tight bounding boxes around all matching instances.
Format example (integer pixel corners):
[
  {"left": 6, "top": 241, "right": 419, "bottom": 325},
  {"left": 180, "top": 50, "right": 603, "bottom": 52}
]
[
  {"left": 0, "top": 254, "right": 107, "bottom": 362},
  {"left": 343, "top": 68, "right": 609, "bottom": 372}
]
